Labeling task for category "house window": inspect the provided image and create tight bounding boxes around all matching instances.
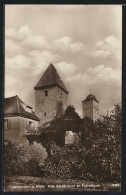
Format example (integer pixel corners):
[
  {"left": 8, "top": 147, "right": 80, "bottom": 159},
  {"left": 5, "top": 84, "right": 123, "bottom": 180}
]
[
  {"left": 29, "top": 121, "right": 33, "bottom": 130},
  {"left": 4, "top": 119, "right": 8, "bottom": 129},
  {"left": 44, "top": 112, "right": 46, "bottom": 116},
  {"left": 44, "top": 90, "right": 48, "bottom": 96}
]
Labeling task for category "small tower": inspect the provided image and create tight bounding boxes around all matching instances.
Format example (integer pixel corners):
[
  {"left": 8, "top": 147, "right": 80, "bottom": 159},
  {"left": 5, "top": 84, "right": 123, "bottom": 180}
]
[
  {"left": 34, "top": 63, "right": 69, "bottom": 126},
  {"left": 82, "top": 94, "right": 99, "bottom": 121}
]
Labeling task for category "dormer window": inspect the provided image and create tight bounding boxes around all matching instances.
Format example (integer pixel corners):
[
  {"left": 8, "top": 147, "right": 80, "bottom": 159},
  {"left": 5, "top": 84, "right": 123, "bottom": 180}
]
[{"left": 44, "top": 90, "right": 48, "bottom": 96}]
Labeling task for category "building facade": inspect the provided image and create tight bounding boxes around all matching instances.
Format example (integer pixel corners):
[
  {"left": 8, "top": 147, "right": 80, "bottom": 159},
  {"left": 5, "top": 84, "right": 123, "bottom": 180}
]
[
  {"left": 4, "top": 95, "right": 40, "bottom": 143},
  {"left": 82, "top": 94, "right": 99, "bottom": 121},
  {"left": 34, "top": 64, "right": 69, "bottom": 126}
]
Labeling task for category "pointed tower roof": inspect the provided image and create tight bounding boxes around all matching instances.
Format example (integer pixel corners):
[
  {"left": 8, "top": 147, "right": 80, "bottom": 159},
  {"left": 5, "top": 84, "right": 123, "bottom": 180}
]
[{"left": 34, "top": 63, "right": 69, "bottom": 94}]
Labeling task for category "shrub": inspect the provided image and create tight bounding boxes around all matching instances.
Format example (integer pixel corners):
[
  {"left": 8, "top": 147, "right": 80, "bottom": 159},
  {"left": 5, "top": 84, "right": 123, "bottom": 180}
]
[
  {"left": 4, "top": 141, "right": 26, "bottom": 176},
  {"left": 4, "top": 140, "right": 47, "bottom": 177}
]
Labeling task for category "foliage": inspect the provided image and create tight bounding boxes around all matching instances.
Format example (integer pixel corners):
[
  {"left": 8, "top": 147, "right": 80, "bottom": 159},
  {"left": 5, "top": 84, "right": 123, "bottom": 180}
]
[
  {"left": 27, "top": 141, "right": 48, "bottom": 164},
  {"left": 43, "top": 143, "right": 86, "bottom": 179},
  {"left": 81, "top": 116, "right": 96, "bottom": 144},
  {"left": 27, "top": 131, "right": 56, "bottom": 155},
  {"left": 4, "top": 141, "right": 26, "bottom": 176},
  {"left": 64, "top": 105, "right": 82, "bottom": 122},
  {"left": 26, "top": 123, "right": 40, "bottom": 135},
  {"left": 38, "top": 131, "right": 57, "bottom": 155},
  {"left": 4, "top": 104, "right": 121, "bottom": 183},
  {"left": 4, "top": 140, "right": 47, "bottom": 176},
  {"left": 80, "top": 104, "right": 121, "bottom": 182},
  {"left": 43, "top": 104, "right": 121, "bottom": 182},
  {"left": 24, "top": 158, "right": 45, "bottom": 177}
]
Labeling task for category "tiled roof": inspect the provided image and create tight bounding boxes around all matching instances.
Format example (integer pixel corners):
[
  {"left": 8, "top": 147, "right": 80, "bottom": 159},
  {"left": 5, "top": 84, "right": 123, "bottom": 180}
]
[
  {"left": 4, "top": 95, "right": 40, "bottom": 121},
  {"left": 34, "top": 63, "right": 69, "bottom": 94}
]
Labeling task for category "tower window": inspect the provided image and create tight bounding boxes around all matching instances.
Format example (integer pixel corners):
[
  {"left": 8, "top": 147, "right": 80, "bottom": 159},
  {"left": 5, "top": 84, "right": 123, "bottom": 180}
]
[
  {"left": 44, "top": 90, "right": 48, "bottom": 96},
  {"left": 60, "top": 93, "right": 62, "bottom": 98},
  {"left": 44, "top": 112, "right": 46, "bottom": 116}
]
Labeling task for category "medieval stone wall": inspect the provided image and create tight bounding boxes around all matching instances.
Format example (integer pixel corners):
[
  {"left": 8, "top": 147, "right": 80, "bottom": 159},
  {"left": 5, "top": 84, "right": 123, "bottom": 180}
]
[
  {"left": 56, "top": 86, "right": 68, "bottom": 117},
  {"left": 35, "top": 86, "right": 68, "bottom": 126},
  {"left": 82, "top": 100, "right": 93, "bottom": 119},
  {"left": 82, "top": 99, "right": 99, "bottom": 120},
  {"left": 35, "top": 86, "right": 57, "bottom": 126},
  {"left": 93, "top": 100, "right": 99, "bottom": 121}
]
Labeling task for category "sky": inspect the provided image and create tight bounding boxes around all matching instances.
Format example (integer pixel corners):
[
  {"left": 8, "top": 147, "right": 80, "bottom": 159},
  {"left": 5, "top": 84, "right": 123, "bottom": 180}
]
[{"left": 5, "top": 5, "right": 122, "bottom": 117}]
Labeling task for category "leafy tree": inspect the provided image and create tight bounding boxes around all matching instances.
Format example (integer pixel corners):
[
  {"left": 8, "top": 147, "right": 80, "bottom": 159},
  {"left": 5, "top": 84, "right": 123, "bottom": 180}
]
[
  {"left": 43, "top": 104, "right": 121, "bottom": 182},
  {"left": 64, "top": 105, "right": 81, "bottom": 121},
  {"left": 81, "top": 116, "right": 96, "bottom": 145},
  {"left": 82, "top": 104, "right": 122, "bottom": 182},
  {"left": 63, "top": 105, "right": 82, "bottom": 132},
  {"left": 43, "top": 143, "right": 86, "bottom": 179}
]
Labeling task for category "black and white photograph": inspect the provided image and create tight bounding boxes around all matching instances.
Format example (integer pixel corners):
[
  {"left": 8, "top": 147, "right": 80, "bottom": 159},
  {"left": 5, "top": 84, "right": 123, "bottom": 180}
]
[{"left": 4, "top": 4, "right": 122, "bottom": 192}]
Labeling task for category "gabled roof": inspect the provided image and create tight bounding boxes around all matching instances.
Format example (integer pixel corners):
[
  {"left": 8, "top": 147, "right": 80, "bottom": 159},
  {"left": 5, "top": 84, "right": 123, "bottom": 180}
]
[
  {"left": 34, "top": 63, "right": 69, "bottom": 94},
  {"left": 82, "top": 94, "right": 99, "bottom": 103},
  {"left": 4, "top": 95, "right": 40, "bottom": 121}
]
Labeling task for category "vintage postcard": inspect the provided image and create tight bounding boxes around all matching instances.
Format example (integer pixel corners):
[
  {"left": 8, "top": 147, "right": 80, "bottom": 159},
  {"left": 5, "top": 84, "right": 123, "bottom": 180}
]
[{"left": 4, "top": 4, "right": 122, "bottom": 192}]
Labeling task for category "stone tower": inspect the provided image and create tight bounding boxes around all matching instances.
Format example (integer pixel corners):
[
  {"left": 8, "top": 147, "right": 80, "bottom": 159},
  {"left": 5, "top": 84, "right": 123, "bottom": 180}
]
[
  {"left": 82, "top": 94, "right": 99, "bottom": 121},
  {"left": 34, "top": 63, "right": 69, "bottom": 126}
]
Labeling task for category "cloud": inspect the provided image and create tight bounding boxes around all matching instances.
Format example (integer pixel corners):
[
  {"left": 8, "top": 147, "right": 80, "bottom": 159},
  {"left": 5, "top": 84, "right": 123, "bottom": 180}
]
[
  {"left": 5, "top": 75, "right": 22, "bottom": 97},
  {"left": 6, "top": 26, "right": 86, "bottom": 57},
  {"left": 66, "top": 64, "right": 121, "bottom": 115},
  {"left": 5, "top": 5, "right": 122, "bottom": 116},
  {"left": 17, "top": 25, "right": 32, "bottom": 40},
  {"left": 5, "top": 75, "right": 21, "bottom": 86},
  {"left": 6, "top": 50, "right": 61, "bottom": 76},
  {"left": 87, "top": 65, "right": 121, "bottom": 84},
  {"left": 91, "top": 50, "right": 110, "bottom": 58},
  {"left": 5, "top": 39, "right": 22, "bottom": 53},
  {"left": 55, "top": 61, "right": 76, "bottom": 74},
  {"left": 6, "top": 26, "right": 32, "bottom": 40},
  {"left": 6, "top": 55, "right": 32, "bottom": 69},
  {"left": 54, "top": 36, "right": 72, "bottom": 51},
  {"left": 70, "top": 42, "right": 86, "bottom": 52},
  {"left": 29, "top": 50, "right": 60, "bottom": 74},
  {"left": 92, "top": 35, "right": 121, "bottom": 59},
  {"left": 23, "top": 34, "right": 47, "bottom": 49},
  {"left": 5, "top": 28, "right": 17, "bottom": 39},
  {"left": 6, "top": 25, "right": 49, "bottom": 50},
  {"left": 54, "top": 36, "right": 86, "bottom": 53},
  {"left": 67, "top": 65, "right": 121, "bottom": 86}
]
